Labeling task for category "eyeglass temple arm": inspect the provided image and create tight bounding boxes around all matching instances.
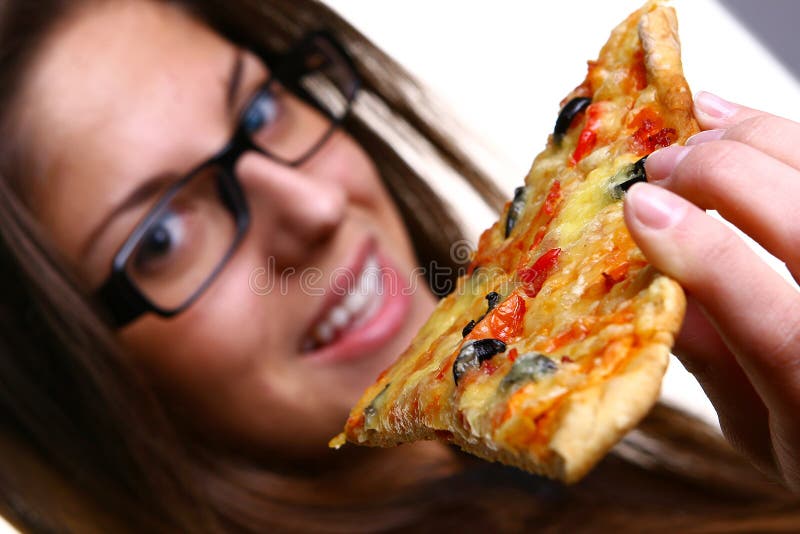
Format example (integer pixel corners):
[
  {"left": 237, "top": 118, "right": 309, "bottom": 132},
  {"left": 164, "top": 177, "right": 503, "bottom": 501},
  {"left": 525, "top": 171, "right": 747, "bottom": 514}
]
[{"left": 95, "top": 275, "right": 148, "bottom": 327}]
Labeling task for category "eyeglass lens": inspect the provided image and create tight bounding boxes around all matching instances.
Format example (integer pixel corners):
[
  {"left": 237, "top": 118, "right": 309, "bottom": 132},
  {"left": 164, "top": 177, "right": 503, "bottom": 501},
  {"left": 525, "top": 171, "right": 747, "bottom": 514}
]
[{"left": 125, "top": 164, "right": 237, "bottom": 310}]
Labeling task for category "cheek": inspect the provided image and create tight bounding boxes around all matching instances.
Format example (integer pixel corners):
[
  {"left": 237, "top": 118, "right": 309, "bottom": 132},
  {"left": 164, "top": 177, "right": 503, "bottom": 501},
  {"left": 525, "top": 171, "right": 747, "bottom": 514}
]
[{"left": 119, "top": 256, "right": 279, "bottom": 394}]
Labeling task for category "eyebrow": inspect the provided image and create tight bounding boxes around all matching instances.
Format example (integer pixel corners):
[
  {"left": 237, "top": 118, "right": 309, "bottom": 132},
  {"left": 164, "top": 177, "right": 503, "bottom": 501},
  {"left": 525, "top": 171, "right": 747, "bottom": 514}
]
[{"left": 81, "top": 49, "right": 245, "bottom": 258}]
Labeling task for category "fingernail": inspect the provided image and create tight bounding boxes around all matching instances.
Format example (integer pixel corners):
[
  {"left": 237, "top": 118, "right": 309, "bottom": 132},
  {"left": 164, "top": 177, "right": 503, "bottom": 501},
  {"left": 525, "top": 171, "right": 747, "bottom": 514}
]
[
  {"left": 627, "top": 183, "right": 687, "bottom": 230},
  {"left": 686, "top": 129, "right": 724, "bottom": 146},
  {"left": 695, "top": 91, "right": 736, "bottom": 119},
  {"left": 644, "top": 144, "right": 691, "bottom": 182}
]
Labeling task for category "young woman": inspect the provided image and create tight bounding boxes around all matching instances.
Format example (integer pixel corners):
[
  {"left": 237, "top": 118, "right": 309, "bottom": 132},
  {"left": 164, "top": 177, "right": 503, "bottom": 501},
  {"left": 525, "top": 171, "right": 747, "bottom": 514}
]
[{"left": 0, "top": 0, "right": 798, "bottom": 531}]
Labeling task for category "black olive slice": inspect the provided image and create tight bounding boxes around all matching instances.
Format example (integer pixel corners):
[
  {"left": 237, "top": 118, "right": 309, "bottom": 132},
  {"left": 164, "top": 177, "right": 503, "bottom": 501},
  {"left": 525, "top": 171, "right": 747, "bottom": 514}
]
[
  {"left": 462, "top": 320, "right": 476, "bottom": 337},
  {"left": 363, "top": 382, "right": 391, "bottom": 429},
  {"left": 608, "top": 156, "right": 648, "bottom": 200},
  {"left": 500, "top": 353, "right": 558, "bottom": 391},
  {"left": 453, "top": 339, "right": 507, "bottom": 384},
  {"left": 553, "top": 97, "right": 591, "bottom": 145},
  {"left": 462, "top": 292, "right": 503, "bottom": 338},
  {"left": 505, "top": 186, "right": 526, "bottom": 238},
  {"left": 485, "top": 291, "right": 500, "bottom": 312}
]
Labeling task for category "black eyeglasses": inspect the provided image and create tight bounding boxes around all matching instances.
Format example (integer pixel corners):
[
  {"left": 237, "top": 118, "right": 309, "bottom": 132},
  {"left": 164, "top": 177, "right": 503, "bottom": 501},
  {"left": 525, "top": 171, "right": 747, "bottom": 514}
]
[{"left": 96, "top": 31, "right": 360, "bottom": 327}]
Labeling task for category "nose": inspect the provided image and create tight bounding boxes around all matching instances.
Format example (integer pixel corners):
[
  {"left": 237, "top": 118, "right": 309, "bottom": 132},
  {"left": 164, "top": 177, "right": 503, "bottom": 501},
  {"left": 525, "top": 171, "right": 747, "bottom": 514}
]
[{"left": 236, "top": 153, "right": 346, "bottom": 262}]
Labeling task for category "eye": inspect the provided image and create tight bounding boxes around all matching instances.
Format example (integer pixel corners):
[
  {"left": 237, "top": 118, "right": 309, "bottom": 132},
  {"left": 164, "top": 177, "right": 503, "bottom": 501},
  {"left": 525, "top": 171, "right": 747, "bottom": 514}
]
[
  {"left": 241, "top": 85, "right": 281, "bottom": 134},
  {"left": 131, "top": 209, "right": 186, "bottom": 274}
]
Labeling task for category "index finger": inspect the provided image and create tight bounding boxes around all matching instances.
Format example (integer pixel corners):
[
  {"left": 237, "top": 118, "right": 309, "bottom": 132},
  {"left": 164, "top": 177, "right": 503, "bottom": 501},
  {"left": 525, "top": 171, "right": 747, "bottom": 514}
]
[
  {"left": 693, "top": 91, "right": 771, "bottom": 130},
  {"left": 688, "top": 95, "right": 800, "bottom": 170}
]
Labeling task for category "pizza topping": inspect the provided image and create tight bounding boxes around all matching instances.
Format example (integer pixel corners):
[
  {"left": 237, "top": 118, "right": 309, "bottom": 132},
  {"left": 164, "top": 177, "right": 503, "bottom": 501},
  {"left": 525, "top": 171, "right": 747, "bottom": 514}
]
[
  {"left": 622, "top": 49, "right": 648, "bottom": 93},
  {"left": 608, "top": 156, "right": 648, "bottom": 199},
  {"left": 500, "top": 353, "right": 558, "bottom": 391},
  {"left": 462, "top": 292, "right": 502, "bottom": 337},
  {"left": 519, "top": 248, "right": 562, "bottom": 298},
  {"left": 553, "top": 97, "right": 591, "bottom": 145},
  {"left": 453, "top": 339, "right": 507, "bottom": 385},
  {"left": 570, "top": 103, "right": 603, "bottom": 165},
  {"left": 602, "top": 262, "right": 631, "bottom": 291},
  {"left": 465, "top": 294, "right": 526, "bottom": 342},
  {"left": 539, "top": 181, "right": 562, "bottom": 221},
  {"left": 629, "top": 107, "right": 677, "bottom": 155},
  {"left": 462, "top": 320, "right": 476, "bottom": 338},
  {"left": 505, "top": 186, "right": 527, "bottom": 238},
  {"left": 531, "top": 181, "right": 563, "bottom": 249},
  {"left": 489, "top": 294, "right": 526, "bottom": 341},
  {"left": 363, "top": 383, "right": 391, "bottom": 429}
]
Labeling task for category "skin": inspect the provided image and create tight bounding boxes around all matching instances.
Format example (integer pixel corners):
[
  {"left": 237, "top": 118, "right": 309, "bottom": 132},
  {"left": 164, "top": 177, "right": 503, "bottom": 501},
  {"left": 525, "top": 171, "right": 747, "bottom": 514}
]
[
  {"left": 20, "top": 0, "right": 446, "bottom": 465},
  {"left": 624, "top": 91, "right": 800, "bottom": 491}
]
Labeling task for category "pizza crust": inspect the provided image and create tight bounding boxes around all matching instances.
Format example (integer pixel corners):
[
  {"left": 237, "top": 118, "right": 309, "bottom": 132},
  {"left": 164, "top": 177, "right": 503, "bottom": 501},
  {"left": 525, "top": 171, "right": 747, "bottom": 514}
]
[
  {"left": 549, "top": 274, "right": 685, "bottom": 482},
  {"left": 639, "top": 6, "right": 699, "bottom": 142}
]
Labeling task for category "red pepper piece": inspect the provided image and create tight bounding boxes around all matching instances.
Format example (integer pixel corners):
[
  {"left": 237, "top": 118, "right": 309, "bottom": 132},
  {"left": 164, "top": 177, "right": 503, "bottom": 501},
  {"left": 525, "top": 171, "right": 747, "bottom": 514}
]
[
  {"left": 571, "top": 104, "right": 603, "bottom": 165},
  {"left": 571, "top": 128, "right": 597, "bottom": 165},
  {"left": 519, "top": 248, "right": 562, "bottom": 298},
  {"left": 467, "top": 294, "right": 526, "bottom": 343},
  {"left": 543, "top": 181, "right": 561, "bottom": 216},
  {"left": 629, "top": 107, "right": 677, "bottom": 155}
]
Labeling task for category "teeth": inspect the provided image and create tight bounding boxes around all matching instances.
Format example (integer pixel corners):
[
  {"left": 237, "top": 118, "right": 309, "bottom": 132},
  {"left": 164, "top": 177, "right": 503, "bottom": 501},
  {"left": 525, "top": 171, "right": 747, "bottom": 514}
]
[
  {"left": 303, "top": 253, "right": 385, "bottom": 351},
  {"left": 328, "top": 307, "right": 351, "bottom": 329},
  {"left": 343, "top": 286, "right": 368, "bottom": 314},
  {"left": 312, "top": 321, "right": 336, "bottom": 346}
]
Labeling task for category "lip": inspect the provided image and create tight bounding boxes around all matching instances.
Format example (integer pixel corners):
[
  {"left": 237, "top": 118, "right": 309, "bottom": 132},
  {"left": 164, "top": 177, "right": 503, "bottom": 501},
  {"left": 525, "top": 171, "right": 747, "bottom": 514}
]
[{"left": 300, "top": 241, "right": 413, "bottom": 365}]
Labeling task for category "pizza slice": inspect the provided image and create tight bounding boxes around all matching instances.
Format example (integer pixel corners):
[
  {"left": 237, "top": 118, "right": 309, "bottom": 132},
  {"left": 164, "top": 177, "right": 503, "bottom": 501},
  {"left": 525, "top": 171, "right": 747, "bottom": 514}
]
[{"left": 331, "top": 1, "right": 698, "bottom": 483}]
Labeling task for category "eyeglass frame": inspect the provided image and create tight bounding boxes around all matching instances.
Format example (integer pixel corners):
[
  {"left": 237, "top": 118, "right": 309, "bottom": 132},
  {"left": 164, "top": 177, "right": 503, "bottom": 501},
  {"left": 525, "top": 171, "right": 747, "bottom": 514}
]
[{"left": 95, "top": 30, "right": 361, "bottom": 327}]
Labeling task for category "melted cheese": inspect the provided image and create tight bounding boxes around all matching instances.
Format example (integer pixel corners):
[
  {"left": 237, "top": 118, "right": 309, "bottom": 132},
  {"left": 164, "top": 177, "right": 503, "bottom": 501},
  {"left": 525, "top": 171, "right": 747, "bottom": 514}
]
[{"left": 554, "top": 153, "right": 639, "bottom": 247}]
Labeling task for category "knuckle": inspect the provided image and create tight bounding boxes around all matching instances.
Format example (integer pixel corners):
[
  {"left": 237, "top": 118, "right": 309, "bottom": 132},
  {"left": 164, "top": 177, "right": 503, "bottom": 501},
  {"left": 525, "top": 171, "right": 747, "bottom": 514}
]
[
  {"left": 761, "top": 300, "right": 800, "bottom": 372},
  {"left": 726, "top": 114, "right": 782, "bottom": 146},
  {"left": 677, "top": 140, "right": 755, "bottom": 208},
  {"left": 718, "top": 417, "right": 779, "bottom": 476},
  {"left": 677, "top": 141, "right": 738, "bottom": 190},
  {"left": 669, "top": 213, "right": 740, "bottom": 289}
]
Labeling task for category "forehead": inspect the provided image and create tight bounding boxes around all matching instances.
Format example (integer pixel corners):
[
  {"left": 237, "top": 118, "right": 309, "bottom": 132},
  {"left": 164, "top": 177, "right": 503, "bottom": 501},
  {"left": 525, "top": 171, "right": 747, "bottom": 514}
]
[{"left": 22, "top": 0, "right": 234, "bottom": 255}]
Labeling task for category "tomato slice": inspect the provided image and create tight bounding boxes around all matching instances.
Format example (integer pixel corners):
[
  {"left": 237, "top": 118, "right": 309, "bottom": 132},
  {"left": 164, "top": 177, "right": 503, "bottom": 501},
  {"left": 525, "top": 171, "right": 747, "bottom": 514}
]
[{"left": 467, "top": 294, "right": 526, "bottom": 343}]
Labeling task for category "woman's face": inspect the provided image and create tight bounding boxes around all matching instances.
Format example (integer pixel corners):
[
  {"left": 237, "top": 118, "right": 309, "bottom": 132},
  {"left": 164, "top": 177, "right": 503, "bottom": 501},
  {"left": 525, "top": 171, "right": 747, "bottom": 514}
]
[{"left": 22, "top": 1, "right": 435, "bottom": 458}]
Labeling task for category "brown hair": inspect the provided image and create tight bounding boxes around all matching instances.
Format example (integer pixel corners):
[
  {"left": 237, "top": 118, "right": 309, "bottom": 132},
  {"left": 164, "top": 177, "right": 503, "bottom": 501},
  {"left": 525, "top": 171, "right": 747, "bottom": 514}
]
[{"left": 0, "top": 0, "right": 797, "bottom": 532}]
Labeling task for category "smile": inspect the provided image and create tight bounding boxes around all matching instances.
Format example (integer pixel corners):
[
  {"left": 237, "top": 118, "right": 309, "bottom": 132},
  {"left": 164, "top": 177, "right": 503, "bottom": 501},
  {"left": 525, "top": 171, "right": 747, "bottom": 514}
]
[
  {"left": 302, "top": 252, "right": 385, "bottom": 351},
  {"left": 299, "top": 240, "right": 413, "bottom": 364}
]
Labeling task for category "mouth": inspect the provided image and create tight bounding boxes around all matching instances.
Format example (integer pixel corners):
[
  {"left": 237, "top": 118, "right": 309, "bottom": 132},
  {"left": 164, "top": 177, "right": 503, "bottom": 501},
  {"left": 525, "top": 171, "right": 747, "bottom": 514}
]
[
  {"left": 299, "top": 239, "right": 412, "bottom": 363},
  {"left": 302, "top": 251, "right": 384, "bottom": 351}
]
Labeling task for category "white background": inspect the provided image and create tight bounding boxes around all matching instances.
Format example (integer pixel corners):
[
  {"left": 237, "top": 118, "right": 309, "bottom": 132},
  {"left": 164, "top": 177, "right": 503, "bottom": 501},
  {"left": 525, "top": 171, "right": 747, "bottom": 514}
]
[{"left": 327, "top": 0, "right": 800, "bottom": 427}]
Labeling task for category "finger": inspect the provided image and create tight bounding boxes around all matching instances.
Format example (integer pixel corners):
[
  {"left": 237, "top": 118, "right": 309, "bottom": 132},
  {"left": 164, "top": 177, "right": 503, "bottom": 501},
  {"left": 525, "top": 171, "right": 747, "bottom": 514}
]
[
  {"left": 693, "top": 91, "right": 770, "bottom": 131},
  {"left": 623, "top": 183, "right": 800, "bottom": 414},
  {"left": 675, "top": 296, "right": 775, "bottom": 473},
  {"left": 687, "top": 116, "right": 800, "bottom": 170},
  {"left": 771, "top": 411, "right": 800, "bottom": 491},
  {"left": 644, "top": 140, "right": 800, "bottom": 269}
]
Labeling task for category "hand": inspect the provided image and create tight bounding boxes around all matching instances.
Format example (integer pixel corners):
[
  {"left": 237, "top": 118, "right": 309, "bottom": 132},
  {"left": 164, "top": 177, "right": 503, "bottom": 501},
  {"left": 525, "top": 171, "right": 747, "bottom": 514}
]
[{"left": 623, "top": 91, "right": 800, "bottom": 490}]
